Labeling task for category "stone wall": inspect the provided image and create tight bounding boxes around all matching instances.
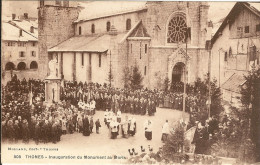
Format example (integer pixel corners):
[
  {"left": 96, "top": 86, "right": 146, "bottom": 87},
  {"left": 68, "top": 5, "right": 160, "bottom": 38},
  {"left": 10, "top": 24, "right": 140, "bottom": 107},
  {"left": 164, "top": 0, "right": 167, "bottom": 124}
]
[
  {"left": 75, "top": 11, "right": 146, "bottom": 36},
  {"left": 2, "top": 41, "right": 38, "bottom": 70},
  {"left": 210, "top": 6, "right": 260, "bottom": 87},
  {"left": 38, "top": 5, "right": 79, "bottom": 79},
  {"left": 144, "top": 2, "right": 209, "bottom": 48}
]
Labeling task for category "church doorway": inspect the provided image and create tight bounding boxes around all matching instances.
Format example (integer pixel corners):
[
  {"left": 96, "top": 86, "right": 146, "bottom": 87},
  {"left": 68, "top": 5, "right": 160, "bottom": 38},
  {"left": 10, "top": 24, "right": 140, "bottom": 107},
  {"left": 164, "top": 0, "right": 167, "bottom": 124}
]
[{"left": 172, "top": 62, "right": 185, "bottom": 82}]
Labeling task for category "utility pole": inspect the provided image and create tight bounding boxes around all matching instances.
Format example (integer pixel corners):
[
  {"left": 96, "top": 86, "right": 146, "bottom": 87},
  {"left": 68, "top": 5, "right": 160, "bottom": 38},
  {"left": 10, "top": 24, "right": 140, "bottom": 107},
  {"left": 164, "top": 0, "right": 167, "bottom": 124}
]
[
  {"left": 182, "top": 27, "right": 190, "bottom": 122},
  {"left": 207, "top": 40, "right": 212, "bottom": 118},
  {"left": 183, "top": 38, "right": 188, "bottom": 113},
  {"left": 109, "top": 50, "right": 113, "bottom": 87}
]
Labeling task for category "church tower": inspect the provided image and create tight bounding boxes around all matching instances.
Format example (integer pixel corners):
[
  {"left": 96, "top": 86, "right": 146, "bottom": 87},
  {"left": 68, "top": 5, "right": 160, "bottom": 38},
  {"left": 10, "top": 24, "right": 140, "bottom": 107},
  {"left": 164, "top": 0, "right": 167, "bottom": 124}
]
[{"left": 38, "top": 0, "right": 79, "bottom": 79}]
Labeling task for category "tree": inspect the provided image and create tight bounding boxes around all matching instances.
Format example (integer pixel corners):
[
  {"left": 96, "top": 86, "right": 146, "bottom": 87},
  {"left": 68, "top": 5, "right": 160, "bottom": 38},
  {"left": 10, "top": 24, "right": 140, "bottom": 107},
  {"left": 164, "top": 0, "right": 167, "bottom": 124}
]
[
  {"left": 130, "top": 65, "right": 143, "bottom": 90},
  {"left": 107, "top": 59, "right": 113, "bottom": 87},
  {"left": 240, "top": 66, "right": 260, "bottom": 162},
  {"left": 162, "top": 123, "right": 188, "bottom": 163},
  {"left": 194, "top": 74, "right": 224, "bottom": 119},
  {"left": 122, "top": 66, "right": 131, "bottom": 89},
  {"left": 209, "top": 67, "right": 260, "bottom": 163}
]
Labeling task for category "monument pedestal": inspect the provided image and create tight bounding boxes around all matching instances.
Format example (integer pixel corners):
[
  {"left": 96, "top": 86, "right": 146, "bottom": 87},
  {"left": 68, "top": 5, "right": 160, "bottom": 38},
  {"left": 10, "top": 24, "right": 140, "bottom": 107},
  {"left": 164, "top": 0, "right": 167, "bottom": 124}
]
[{"left": 44, "top": 76, "right": 61, "bottom": 105}]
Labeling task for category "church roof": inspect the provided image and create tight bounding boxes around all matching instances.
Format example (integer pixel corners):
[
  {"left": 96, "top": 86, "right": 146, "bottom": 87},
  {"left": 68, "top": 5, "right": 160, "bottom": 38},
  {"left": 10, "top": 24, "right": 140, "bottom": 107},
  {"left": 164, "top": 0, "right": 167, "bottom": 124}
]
[
  {"left": 222, "top": 73, "right": 246, "bottom": 94},
  {"left": 211, "top": 2, "right": 260, "bottom": 45},
  {"left": 48, "top": 33, "right": 127, "bottom": 53},
  {"left": 75, "top": 1, "right": 147, "bottom": 23},
  {"left": 128, "top": 21, "right": 150, "bottom": 38}
]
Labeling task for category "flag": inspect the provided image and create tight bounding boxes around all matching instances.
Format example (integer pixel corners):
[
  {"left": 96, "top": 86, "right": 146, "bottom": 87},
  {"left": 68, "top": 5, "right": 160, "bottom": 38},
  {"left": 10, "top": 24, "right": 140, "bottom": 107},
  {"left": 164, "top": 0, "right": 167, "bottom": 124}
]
[
  {"left": 29, "top": 86, "right": 33, "bottom": 105},
  {"left": 249, "top": 45, "right": 256, "bottom": 62}
]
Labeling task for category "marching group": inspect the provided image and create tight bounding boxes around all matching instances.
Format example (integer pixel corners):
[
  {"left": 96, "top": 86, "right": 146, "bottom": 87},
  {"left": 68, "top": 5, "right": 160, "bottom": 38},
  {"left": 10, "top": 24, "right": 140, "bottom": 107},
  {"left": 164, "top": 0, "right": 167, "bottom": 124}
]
[{"left": 2, "top": 76, "right": 207, "bottom": 144}]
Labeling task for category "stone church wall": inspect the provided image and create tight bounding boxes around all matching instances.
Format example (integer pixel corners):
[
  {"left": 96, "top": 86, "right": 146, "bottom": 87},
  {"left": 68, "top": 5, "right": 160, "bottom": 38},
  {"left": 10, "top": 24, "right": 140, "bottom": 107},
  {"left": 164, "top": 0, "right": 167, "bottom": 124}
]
[{"left": 38, "top": 5, "right": 79, "bottom": 79}]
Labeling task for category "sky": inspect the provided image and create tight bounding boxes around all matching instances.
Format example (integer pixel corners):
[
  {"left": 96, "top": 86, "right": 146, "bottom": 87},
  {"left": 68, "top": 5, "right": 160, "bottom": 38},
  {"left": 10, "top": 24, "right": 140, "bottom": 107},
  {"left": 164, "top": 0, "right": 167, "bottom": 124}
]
[
  {"left": 1, "top": 1, "right": 237, "bottom": 22},
  {"left": 2, "top": 1, "right": 38, "bottom": 18}
]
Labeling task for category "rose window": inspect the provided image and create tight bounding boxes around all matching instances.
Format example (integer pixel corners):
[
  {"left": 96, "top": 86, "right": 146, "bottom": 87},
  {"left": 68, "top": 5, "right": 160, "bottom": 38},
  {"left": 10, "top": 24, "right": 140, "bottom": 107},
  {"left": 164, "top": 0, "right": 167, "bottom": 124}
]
[{"left": 167, "top": 15, "right": 187, "bottom": 43}]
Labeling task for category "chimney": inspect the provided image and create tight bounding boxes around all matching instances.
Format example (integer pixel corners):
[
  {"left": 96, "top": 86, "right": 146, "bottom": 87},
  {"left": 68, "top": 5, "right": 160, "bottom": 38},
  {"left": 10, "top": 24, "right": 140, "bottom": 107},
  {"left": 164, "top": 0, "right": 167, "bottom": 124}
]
[
  {"left": 24, "top": 13, "right": 28, "bottom": 19},
  {"left": 12, "top": 14, "right": 16, "bottom": 20},
  {"left": 30, "top": 26, "right": 34, "bottom": 33},
  {"left": 206, "top": 20, "right": 213, "bottom": 40},
  {"left": 19, "top": 29, "right": 23, "bottom": 37}
]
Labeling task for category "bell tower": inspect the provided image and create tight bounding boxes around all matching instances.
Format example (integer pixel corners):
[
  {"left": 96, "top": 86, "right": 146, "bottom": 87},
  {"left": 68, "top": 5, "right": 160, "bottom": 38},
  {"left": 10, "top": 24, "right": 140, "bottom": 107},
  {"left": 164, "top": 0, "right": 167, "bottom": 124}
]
[{"left": 38, "top": 0, "right": 79, "bottom": 79}]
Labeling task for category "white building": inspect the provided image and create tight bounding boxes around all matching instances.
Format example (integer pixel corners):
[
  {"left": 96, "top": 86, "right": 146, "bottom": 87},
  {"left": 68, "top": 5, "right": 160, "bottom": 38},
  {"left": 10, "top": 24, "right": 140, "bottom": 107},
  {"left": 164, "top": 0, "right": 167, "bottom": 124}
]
[
  {"left": 1, "top": 17, "right": 39, "bottom": 83},
  {"left": 210, "top": 2, "right": 260, "bottom": 105}
]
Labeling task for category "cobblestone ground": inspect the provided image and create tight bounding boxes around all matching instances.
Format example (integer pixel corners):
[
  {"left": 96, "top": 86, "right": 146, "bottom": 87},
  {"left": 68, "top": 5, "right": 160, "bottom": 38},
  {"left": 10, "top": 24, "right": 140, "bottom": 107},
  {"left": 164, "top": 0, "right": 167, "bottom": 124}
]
[{"left": 2, "top": 108, "right": 188, "bottom": 164}]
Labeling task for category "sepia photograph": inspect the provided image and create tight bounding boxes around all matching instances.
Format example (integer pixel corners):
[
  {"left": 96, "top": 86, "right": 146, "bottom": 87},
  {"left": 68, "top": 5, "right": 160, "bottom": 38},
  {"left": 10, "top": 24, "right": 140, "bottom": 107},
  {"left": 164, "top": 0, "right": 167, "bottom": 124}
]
[{"left": 1, "top": 0, "right": 260, "bottom": 164}]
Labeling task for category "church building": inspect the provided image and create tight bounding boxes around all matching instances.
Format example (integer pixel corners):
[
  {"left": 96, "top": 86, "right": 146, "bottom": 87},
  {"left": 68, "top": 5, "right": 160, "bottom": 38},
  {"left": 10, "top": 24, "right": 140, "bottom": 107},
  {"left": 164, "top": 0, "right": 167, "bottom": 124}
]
[{"left": 38, "top": 1, "right": 212, "bottom": 89}]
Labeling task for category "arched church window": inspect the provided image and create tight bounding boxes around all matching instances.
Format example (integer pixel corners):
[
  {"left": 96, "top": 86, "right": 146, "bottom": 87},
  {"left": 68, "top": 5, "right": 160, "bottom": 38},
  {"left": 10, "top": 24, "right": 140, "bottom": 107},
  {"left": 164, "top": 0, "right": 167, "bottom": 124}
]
[
  {"left": 91, "top": 24, "right": 95, "bottom": 34},
  {"left": 79, "top": 26, "right": 82, "bottom": 35},
  {"left": 126, "top": 19, "right": 131, "bottom": 30},
  {"left": 106, "top": 21, "right": 111, "bottom": 32},
  {"left": 167, "top": 15, "right": 187, "bottom": 43}
]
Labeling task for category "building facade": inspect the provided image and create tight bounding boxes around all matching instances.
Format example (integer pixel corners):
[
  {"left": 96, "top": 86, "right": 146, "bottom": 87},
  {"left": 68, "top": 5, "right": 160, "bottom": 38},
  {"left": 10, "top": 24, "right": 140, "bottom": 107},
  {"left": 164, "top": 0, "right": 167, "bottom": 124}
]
[
  {"left": 39, "top": 1, "right": 213, "bottom": 89},
  {"left": 2, "top": 17, "right": 38, "bottom": 83},
  {"left": 211, "top": 2, "right": 260, "bottom": 104}
]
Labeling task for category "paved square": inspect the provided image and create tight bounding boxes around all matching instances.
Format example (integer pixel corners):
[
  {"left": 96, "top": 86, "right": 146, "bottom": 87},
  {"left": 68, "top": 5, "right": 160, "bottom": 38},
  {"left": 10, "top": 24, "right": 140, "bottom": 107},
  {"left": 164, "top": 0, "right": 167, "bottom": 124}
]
[{"left": 2, "top": 108, "right": 187, "bottom": 164}]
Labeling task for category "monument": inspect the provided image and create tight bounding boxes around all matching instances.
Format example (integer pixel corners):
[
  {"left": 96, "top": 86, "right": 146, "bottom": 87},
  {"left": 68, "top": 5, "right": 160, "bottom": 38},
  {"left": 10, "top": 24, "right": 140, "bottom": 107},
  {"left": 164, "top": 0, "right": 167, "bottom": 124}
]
[{"left": 44, "top": 54, "right": 61, "bottom": 104}]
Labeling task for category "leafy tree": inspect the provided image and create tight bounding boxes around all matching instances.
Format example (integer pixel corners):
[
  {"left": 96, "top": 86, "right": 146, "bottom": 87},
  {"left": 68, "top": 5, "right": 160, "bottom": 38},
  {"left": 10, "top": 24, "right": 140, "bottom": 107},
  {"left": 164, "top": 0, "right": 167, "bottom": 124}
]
[{"left": 130, "top": 65, "right": 143, "bottom": 90}]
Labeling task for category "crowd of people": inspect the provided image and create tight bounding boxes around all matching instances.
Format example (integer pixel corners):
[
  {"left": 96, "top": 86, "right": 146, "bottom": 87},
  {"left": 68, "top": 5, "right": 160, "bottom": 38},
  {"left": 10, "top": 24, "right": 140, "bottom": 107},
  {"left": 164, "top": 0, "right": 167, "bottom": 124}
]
[
  {"left": 62, "top": 81, "right": 157, "bottom": 116},
  {"left": 1, "top": 76, "right": 208, "bottom": 145}
]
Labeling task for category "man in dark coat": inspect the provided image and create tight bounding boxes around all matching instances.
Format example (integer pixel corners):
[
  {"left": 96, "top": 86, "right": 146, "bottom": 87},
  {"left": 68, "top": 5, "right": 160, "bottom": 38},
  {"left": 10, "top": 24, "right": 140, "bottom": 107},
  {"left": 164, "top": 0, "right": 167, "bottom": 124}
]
[
  {"left": 89, "top": 117, "right": 94, "bottom": 133},
  {"left": 51, "top": 122, "right": 58, "bottom": 143},
  {"left": 22, "top": 119, "right": 30, "bottom": 143},
  {"left": 13, "top": 120, "right": 20, "bottom": 143},
  {"left": 34, "top": 121, "right": 41, "bottom": 144},
  {"left": 95, "top": 119, "right": 101, "bottom": 134},
  {"left": 83, "top": 115, "right": 90, "bottom": 136}
]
